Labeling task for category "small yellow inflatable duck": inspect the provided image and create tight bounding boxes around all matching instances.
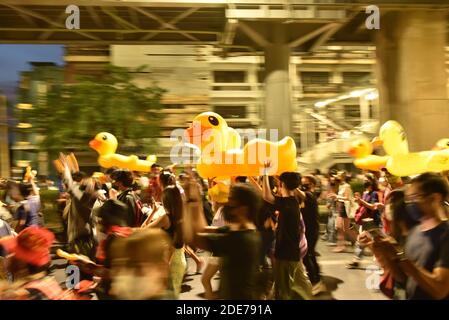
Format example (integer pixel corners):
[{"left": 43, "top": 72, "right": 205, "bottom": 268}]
[
  {"left": 185, "top": 112, "right": 297, "bottom": 178},
  {"left": 348, "top": 138, "right": 389, "bottom": 171},
  {"left": 89, "top": 132, "right": 156, "bottom": 172},
  {"left": 378, "top": 121, "right": 449, "bottom": 176}
]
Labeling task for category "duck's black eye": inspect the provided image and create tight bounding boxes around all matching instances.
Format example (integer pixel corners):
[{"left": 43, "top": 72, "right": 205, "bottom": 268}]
[
  {"left": 208, "top": 116, "right": 219, "bottom": 126},
  {"left": 446, "top": 141, "right": 449, "bottom": 147},
  {"left": 102, "top": 135, "right": 107, "bottom": 141}
]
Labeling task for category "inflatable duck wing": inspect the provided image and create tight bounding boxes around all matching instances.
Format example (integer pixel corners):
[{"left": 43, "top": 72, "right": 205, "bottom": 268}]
[
  {"left": 89, "top": 132, "right": 156, "bottom": 172},
  {"left": 185, "top": 112, "right": 297, "bottom": 178},
  {"left": 426, "top": 139, "right": 449, "bottom": 172},
  {"left": 348, "top": 138, "right": 388, "bottom": 171}
]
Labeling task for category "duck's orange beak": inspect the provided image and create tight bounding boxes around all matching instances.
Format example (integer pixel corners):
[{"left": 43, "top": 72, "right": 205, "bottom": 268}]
[
  {"left": 371, "top": 137, "right": 384, "bottom": 148},
  {"left": 185, "top": 122, "right": 211, "bottom": 144},
  {"left": 89, "top": 139, "right": 101, "bottom": 150},
  {"left": 348, "top": 147, "right": 357, "bottom": 157}
]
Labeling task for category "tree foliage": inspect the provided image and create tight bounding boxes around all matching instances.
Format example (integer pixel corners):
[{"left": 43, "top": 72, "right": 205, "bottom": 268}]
[{"left": 30, "top": 65, "right": 166, "bottom": 155}]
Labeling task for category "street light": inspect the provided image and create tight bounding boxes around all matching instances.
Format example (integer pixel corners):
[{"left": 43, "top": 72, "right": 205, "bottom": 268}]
[
  {"left": 16, "top": 103, "right": 33, "bottom": 110},
  {"left": 17, "top": 123, "right": 32, "bottom": 129}
]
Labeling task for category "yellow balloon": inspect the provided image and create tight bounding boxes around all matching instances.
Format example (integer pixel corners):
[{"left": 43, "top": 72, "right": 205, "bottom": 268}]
[
  {"left": 89, "top": 132, "right": 157, "bottom": 172},
  {"left": 185, "top": 112, "right": 298, "bottom": 178}
]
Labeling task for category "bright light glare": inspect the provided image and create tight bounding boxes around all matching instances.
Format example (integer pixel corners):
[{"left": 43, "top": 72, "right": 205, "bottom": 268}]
[{"left": 365, "top": 91, "right": 378, "bottom": 101}]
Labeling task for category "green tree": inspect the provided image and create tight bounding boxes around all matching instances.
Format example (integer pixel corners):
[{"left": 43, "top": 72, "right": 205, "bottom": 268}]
[{"left": 30, "top": 65, "right": 166, "bottom": 156}]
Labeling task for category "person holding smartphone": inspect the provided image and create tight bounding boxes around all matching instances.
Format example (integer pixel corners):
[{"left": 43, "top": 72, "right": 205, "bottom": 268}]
[{"left": 359, "top": 173, "right": 449, "bottom": 300}]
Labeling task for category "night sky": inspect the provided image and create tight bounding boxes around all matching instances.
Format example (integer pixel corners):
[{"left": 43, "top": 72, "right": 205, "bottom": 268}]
[{"left": 0, "top": 44, "right": 64, "bottom": 102}]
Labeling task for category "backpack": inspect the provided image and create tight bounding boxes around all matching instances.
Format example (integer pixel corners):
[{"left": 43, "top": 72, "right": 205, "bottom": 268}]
[{"left": 123, "top": 190, "right": 144, "bottom": 227}]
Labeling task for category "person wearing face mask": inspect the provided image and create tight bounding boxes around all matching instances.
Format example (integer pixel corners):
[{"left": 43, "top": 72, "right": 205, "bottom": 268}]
[
  {"left": 188, "top": 183, "right": 263, "bottom": 300},
  {"left": 359, "top": 173, "right": 449, "bottom": 300}
]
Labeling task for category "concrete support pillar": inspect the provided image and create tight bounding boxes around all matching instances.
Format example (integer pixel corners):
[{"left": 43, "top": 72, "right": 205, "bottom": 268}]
[
  {"left": 0, "top": 96, "right": 10, "bottom": 178},
  {"left": 375, "top": 10, "right": 449, "bottom": 151},
  {"left": 264, "top": 23, "right": 292, "bottom": 139}
]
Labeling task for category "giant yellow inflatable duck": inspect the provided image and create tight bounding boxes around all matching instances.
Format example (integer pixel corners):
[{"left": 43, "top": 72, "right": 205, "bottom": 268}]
[
  {"left": 377, "top": 121, "right": 449, "bottom": 176},
  {"left": 89, "top": 132, "right": 156, "bottom": 172},
  {"left": 185, "top": 112, "right": 297, "bottom": 178},
  {"left": 348, "top": 138, "right": 389, "bottom": 171}
]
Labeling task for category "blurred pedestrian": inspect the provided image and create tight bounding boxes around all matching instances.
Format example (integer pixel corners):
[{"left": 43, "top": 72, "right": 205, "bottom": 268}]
[
  {"left": 360, "top": 173, "right": 449, "bottom": 300},
  {"left": 145, "top": 185, "right": 186, "bottom": 298},
  {"left": 0, "top": 227, "right": 68, "bottom": 300},
  {"left": 191, "top": 183, "right": 262, "bottom": 300},
  {"left": 110, "top": 169, "right": 143, "bottom": 227},
  {"left": 299, "top": 175, "right": 326, "bottom": 295},
  {"left": 262, "top": 164, "right": 312, "bottom": 300},
  {"left": 347, "top": 174, "right": 380, "bottom": 268},
  {"left": 110, "top": 228, "right": 174, "bottom": 300},
  {"left": 332, "top": 171, "right": 357, "bottom": 252}
]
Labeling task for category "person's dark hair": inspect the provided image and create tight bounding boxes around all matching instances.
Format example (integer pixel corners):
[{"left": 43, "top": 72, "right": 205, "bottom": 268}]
[
  {"left": 279, "top": 172, "right": 301, "bottom": 191},
  {"left": 235, "top": 176, "right": 247, "bottom": 183},
  {"left": 411, "top": 173, "right": 449, "bottom": 201},
  {"left": 151, "top": 163, "right": 160, "bottom": 169},
  {"left": 159, "top": 171, "right": 176, "bottom": 189},
  {"left": 229, "top": 183, "right": 261, "bottom": 224},
  {"left": 18, "top": 183, "right": 32, "bottom": 198},
  {"left": 111, "top": 169, "right": 134, "bottom": 188},
  {"left": 98, "top": 199, "right": 129, "bottom": 228},
  {"left": 105, "top": 167, "right": 118, "bottom": 176},
  {"left": 303, "top": 175, "right": 317, "bottom": 187},
  {"left": 161, "top": 186, "right": 184, "bottom": 248},
  {"left": 387, "top": 189, "right": 419, "bottom": 245},
  {"left": 365, "top": 174, "right": 379, "bottom": 192}
]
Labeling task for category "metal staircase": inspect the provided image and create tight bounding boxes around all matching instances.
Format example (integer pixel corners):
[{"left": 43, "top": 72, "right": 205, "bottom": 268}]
[{"left": 297, "top": 119, "right": 379, "bottom": 172}]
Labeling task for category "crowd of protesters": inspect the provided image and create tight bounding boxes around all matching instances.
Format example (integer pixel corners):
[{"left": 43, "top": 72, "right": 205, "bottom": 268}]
[{"left": 0, "top": 155, "right": 448, "bottom": 300}]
